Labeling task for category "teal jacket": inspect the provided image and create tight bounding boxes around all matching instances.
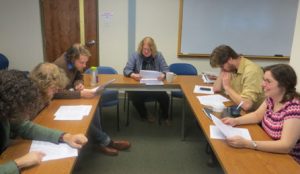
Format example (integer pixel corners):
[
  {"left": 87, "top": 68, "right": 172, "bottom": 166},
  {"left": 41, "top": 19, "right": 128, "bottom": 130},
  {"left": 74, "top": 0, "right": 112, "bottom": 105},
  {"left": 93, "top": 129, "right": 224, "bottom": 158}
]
[{"left": 0, "top": 119, "right": 63, "bottom": 174}]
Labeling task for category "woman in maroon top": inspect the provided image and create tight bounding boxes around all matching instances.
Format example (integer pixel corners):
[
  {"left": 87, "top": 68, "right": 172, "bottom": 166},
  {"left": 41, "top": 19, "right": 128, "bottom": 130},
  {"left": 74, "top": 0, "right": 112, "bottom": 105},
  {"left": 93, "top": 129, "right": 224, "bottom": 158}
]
[{"left": 222, "top": 64, "right": 300, "bottom": 163}]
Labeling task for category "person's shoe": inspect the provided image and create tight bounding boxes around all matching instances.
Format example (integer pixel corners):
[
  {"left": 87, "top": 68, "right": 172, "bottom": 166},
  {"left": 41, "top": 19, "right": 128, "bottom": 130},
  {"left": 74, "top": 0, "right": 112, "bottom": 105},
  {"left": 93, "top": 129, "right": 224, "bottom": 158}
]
[
  {"left": 164, "top": 119, "right": 171, "bottom": 126},
  {"left": 98, "top": 145, "right": 118, "bottom": 156},
  {"left": 147, "top": 114, "right": 156, "bottom": 123},
  {"left": 110, "top": 140, "right": 131, "bottom": 151}
]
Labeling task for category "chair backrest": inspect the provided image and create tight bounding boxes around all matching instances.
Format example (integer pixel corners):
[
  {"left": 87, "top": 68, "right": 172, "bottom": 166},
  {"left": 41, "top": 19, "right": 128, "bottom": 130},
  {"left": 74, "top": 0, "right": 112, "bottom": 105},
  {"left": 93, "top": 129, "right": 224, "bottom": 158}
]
[
  {"left": 169, "top": 63, "right": 197, "bottom": 75},
  {"left": 85, "top": 66, "right": 118, "bottom": 74},
  {"left": 0, "top": 53, "right": 9, "bottom": 70}
]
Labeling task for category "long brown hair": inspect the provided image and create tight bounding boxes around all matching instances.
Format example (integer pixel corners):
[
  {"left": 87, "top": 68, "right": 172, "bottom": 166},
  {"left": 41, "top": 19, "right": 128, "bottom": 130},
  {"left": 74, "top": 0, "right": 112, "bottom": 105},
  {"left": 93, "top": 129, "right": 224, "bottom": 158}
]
[
  {"left": 65, "top": 43, "right": 91, "bottom": 63},
  {"left": 264, "top": 64, "right": 300, "bottom": 103}
]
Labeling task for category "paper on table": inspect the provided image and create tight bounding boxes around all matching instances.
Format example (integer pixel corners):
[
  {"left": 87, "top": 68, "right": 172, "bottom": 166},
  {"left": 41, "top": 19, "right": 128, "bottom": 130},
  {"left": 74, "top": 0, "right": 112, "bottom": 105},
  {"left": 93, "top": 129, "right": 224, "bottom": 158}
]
[
  {"left": 139, "top": 70, "right": 163, "bottom": 85},
  {"left": 83, "top": 79, "right": 116, "bottom": 94},
  {"left": 30, "top": 140, "right": 78, "bottom": 161},
  {"left": 140, "top": 70, "right": 162, "bottom": 79},
  {"left": 54, "top": 105, "right": 92, "bottom": 120},
  {"left": 140, "top": 79, "right": 163, "bottom": 85},
  {"left": 197, "top": 94, "right": 229, "bottom": 107},
  {"left": 210, "top": 114, "right": 252, "bottom": 140},
  {"left": 193, "top": 85, "right": 214, "bottom": 94}
]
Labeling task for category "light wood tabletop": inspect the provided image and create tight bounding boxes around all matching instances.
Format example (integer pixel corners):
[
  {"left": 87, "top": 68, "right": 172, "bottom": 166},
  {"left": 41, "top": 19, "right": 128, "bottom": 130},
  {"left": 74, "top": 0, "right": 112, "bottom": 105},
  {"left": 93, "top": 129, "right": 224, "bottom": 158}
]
[
  {"left": 178, "top": 75, "right": 300, "bottom": 174},
  {"left": 0, "top": 97, "right": 99, "bottom": 174},
  {"left": 1, "top": 74, "right": 299, "bottom": 174}
]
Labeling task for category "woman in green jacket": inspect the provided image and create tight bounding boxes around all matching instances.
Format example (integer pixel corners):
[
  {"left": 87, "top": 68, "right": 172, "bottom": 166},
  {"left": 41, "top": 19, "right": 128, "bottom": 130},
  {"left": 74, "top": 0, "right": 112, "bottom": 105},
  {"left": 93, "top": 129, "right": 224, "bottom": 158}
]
[{"left": 0, "top": 69, "right": 88, "bottom": 174}]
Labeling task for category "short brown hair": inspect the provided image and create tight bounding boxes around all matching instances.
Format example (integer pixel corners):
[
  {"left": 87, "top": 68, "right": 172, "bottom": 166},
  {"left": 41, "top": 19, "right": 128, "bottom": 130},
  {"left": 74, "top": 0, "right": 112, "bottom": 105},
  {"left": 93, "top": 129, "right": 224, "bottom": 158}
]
[
  {"left": 210, "top": 45, "right": 239, "bottom": 67},
  {"left": 65, "top": 43, "right": 91, "bottom": 63},
  {"left": 30, "top": 63, "right": 69, "bottom": 102},
  {"left": 137, "top": 37, "right": 158, "bottom": 57}
]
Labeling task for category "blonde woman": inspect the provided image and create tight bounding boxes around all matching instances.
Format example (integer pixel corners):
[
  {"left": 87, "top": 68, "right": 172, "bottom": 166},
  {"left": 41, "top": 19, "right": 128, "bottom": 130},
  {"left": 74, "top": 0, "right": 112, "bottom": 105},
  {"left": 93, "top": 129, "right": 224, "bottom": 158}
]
[
  {"left": 123, "top": 37, "right": 170, "bottom": 124},
  {"left": 30, "top": 62, "right": 69, "bottom": 104},
  {"left": 31, "top": 63, "right": 130, "bottom": 155}
]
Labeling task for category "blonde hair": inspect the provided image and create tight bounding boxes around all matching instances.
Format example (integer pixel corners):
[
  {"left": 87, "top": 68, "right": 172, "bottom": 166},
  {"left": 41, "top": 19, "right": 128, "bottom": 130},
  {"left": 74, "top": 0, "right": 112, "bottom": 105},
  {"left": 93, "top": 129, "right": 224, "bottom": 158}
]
[
  {"left": 137, "top": 36, "right": 158, "bottom": 57},
  {"left": 30, "top": 63, "right": 69, "bottom": 102}
]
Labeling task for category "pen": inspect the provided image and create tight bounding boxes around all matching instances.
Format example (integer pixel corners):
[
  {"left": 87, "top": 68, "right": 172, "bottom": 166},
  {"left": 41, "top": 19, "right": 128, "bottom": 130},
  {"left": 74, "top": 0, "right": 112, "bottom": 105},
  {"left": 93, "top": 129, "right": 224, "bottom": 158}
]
[
  {"left": 236, "top": 101, "right": 244, "bottom": 110},
  {"left": 199, "top": 87, "right": 211, "bottom": 91}
]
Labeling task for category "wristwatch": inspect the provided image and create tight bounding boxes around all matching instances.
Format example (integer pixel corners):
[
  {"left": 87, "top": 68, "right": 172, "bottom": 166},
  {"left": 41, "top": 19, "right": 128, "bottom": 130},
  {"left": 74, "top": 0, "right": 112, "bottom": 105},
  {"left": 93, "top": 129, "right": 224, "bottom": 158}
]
[{"left": 252, "top": 141, "right": 257, "bottom": 150}]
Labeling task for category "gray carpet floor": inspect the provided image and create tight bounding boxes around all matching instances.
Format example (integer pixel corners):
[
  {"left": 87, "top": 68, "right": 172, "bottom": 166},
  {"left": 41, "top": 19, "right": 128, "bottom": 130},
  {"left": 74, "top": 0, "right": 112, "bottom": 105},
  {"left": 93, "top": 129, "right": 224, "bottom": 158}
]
[{"left": 73, "top": 98, "right": 224, "bottom": 174}]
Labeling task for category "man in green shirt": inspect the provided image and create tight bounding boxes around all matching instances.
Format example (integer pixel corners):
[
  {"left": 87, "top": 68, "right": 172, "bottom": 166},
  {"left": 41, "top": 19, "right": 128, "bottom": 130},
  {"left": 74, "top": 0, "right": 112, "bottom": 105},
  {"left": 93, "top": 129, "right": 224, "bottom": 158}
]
[{"left": 210, "top": 45, "right": 264, "bottom": 111}]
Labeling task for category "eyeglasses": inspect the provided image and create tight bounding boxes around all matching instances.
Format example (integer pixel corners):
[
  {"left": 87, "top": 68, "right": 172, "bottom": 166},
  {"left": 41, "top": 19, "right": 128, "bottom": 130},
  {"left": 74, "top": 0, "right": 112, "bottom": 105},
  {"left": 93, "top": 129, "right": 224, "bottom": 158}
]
[{"left": 142, "top": 47, "right": 151, "bottom": 52}]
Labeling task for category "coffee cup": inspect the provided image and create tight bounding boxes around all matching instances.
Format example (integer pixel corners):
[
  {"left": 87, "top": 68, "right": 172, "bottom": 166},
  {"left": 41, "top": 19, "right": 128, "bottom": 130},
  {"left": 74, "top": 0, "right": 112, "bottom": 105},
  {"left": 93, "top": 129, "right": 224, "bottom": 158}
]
[
  {"left": 166, "top": 72, "right": 176, "bottom": 83},
  {"left": 212, "top": 103, "right": 225, "bottom": 113}
]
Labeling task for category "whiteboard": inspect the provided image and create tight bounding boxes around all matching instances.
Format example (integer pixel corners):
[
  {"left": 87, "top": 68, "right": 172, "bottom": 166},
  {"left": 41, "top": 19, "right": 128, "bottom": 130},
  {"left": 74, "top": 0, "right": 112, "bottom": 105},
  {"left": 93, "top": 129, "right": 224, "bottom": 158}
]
[{"left": 178, "top": 0, "right": 298, "bottom": 58}]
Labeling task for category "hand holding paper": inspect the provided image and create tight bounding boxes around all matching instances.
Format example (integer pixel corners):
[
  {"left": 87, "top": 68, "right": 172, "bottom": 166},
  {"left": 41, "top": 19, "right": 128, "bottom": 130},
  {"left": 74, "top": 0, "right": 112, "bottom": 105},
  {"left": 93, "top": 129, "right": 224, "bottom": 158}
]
[
  {"left": 210, "top": 113, "right": 251, "bottom": 140},
  {"left": 83, "top": 79, "right": 116, "bottom": 94},
  {"left": 139, "top": 70, "right": 163, "bottom": 85}
]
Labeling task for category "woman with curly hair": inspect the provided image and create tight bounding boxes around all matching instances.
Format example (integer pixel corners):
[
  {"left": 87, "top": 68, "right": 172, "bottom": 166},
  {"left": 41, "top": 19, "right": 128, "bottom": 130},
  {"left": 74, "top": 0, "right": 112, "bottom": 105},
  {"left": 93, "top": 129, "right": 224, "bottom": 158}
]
[
  {"left": 30, "top": 62, "right": 69, "bottom": 103},
  {"left": 0, "top": 70, "right": 88, "bottom": 173}
]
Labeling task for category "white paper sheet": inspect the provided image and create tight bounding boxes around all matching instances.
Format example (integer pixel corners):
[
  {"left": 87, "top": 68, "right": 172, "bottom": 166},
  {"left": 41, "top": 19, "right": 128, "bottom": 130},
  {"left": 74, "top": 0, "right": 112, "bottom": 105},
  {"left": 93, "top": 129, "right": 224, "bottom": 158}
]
[
  {"left": 140, "top": 70, "right": 162, "bottom": 79},
  {"left": 202, "top": 74, "right": 214, "bottom": 84},
  {"left": 140, "top": 79, "right": 164, "bottom": 85},
  {"left": 197, "top": 94, "right": 229, "bottom": 107},
  {"left": 83, "top": 79, "right": 116, "bottom": 93},
  {"left": 210, "top": 125, "right": 226, "bottom": 139},
  {"left": 30, "top": 140, "right": 78, "bottom": 161},
  {"left": 54, "top": 105, "right": 92, "bottom": 120},
  {"left": 139, "top": 70, "right": 163, "bottom": 85},
  {"left": 210, "top": 114, "right": 252, "bottom": 140},
  {"left": 193, "top": 85, "right": 214, "bottom": 94}
]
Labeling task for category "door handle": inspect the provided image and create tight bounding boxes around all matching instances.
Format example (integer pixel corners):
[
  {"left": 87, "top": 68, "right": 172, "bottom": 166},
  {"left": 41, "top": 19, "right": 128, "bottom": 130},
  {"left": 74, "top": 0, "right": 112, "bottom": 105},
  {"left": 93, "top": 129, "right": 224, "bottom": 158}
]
[{"left": 86, "top": 40, "right": 96, "bottom": 47}]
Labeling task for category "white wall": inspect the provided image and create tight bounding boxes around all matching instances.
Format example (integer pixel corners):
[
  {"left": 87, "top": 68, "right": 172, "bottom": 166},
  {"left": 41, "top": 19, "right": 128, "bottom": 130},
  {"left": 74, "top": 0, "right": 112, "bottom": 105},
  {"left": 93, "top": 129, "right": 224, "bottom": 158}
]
[
  {"left": 134, "top": 0, "right": 288, "bottom": 74},
  {"left": 98, "top": 0, "right": 128, "bottom": 73},
  {"left": 0, "top": 0, "right": 295, "bottom": 74},
  {"left": 0, "top": 0, "right": 43, "bottom": 71},
  {"left": 290, "top": 1, "right": 300, "bottom": 91},
  {"left": 135, "top": 0, "right": 288, "bottom": 74}
]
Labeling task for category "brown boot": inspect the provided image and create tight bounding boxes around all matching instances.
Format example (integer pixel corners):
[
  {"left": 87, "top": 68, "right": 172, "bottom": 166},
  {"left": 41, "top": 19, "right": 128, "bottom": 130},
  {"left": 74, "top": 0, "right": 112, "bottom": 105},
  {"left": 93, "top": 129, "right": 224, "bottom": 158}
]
[
  {"left": 98, "top": 145, "right": 118, "bottom": 156},
  {"left": 110, "top": 140, "right": 131, "bottom": 151},
  {"left": 147, "top": 114, "right": 156, "bottom": 123}
]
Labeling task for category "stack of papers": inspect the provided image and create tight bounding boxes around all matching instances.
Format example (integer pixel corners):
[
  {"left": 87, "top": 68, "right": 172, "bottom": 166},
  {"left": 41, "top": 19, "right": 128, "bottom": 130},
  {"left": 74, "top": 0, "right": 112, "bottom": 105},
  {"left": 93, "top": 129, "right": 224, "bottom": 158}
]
[
  {"left": 197, "top": 94, "right": 229, "bottom": 108},
  {"left": 54, "top": 105, "right": 92, "bottom": 120},
  {"left": 193, "top": 85, "right": 214, "bottom": 94},
  {"left": 210, "top": 113, "right": 252, "bottom": 140},
  {"left": 140, "top": 70, "right": 163, "bottom": 85},
  {"left": 30, "top": 140, "right": 78, "bottom": 161}
]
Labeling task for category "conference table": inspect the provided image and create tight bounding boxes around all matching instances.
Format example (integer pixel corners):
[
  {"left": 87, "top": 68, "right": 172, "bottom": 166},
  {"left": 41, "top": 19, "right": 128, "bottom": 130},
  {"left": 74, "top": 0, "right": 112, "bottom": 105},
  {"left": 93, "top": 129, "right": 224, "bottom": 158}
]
[
  {"left": 0, "top": 97, "right": 100, "bottom": 174},
  {"left": 97, "top": 74, "right": 300, "bottom": 174},
  {"left": 1, "top": 74, "right": 299, "bottom": 174}
]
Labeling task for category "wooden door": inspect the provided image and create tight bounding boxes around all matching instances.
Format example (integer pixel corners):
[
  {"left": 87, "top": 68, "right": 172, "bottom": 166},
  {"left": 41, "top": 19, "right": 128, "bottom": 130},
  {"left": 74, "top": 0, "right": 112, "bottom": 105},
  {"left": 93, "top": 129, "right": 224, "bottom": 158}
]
[{"left": 40, "top": 0, "right": 98, "bottom": 67}]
